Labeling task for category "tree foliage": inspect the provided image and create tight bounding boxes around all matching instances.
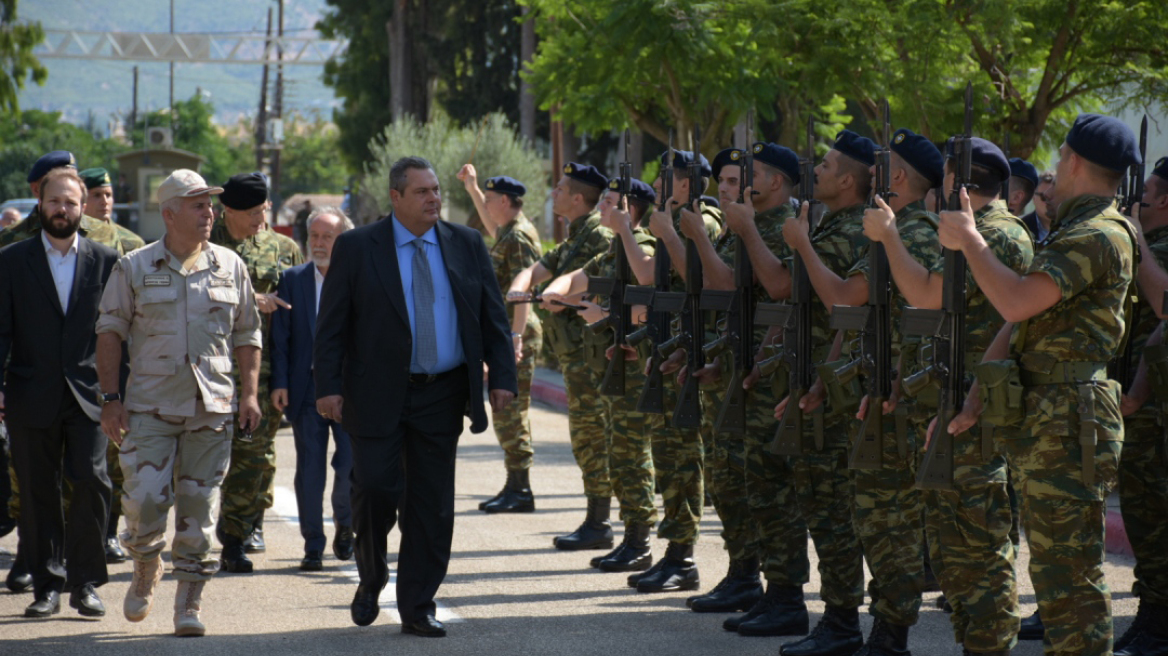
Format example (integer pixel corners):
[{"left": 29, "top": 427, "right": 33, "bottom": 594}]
[
  {"left": 0, "top": 0, "right": 45, "bottom": 116},
  {"left": 128, "top": 94, "right": 252, "bottom": 186},
  {"left": 0, "top": 109, "right": 125, "bottom": 201},
  {"left": 280, "top": 111, "right": 351, "bottom": 196}
]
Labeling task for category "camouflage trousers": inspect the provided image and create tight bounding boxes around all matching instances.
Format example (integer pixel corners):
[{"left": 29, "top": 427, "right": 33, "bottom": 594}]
[
  {"left": 1120, "top": 415, "right": 1168, "bottom": 607},
  {"left": 703, "top": 386, "right": 758, "bottom": 562},
  {"left": 1003, "top": 433, "right": 1122, "bottom": 656},
  {"left": 924, "top": 423, "right": 1019, "bottom": 652},
  {"left": 852, "top": 409, "right": 927, "bottom": 627},
  {"left": 744, "top": 383, "right": 810, "bottom": 585},
  {"left": 491, "top": 323, "right": 542, "bottom": 471},
  {"left": 119, "top": 409, "right": 232, "bottom": 582},
  {"left": 648, "top": 385, "right": 704, "bottom": 545},
  {"left": 602, "top": 359, "right": 657, "bottom": 528},
  {"left": 219, "top": 388, "right": 280, "bottom": 540},
  {"left": 561, "top": 354, "right": 612, "bottom": 500},
  {"left": 699, "top": 388, "right": 717, "bottom": 495}
]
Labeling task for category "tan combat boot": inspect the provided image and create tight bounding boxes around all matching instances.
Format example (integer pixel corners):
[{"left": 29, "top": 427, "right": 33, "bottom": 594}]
[
  {"left": 173, "top": 580, "right": 206, "bottom": 637},
  {"left": 123, "top": 556, "right": 163, "bottom": 622}
]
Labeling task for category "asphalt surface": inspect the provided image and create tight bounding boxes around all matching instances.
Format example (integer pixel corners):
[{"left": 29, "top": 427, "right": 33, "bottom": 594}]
[{"left": 0, "top": 399, "right": 1141, "bottom": 655}]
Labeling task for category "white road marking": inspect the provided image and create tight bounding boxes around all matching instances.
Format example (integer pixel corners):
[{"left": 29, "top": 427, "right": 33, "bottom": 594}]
[{"left": 270, "top": 485, "right": 462, "bottom": 623}]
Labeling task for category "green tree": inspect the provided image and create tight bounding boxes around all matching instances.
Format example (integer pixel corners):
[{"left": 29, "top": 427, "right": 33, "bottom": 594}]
[
  {"left": 0, "top": 0, "right": 45, "bottom": 115},
  {"left": 129, "top": 94, "right": 252, "bottom": 186},
  {"left": 280, "top": 111, "right": 350, "bottom": 196},
  {"left": 0, "top": 109, "right": 126, "bottom": 201}
]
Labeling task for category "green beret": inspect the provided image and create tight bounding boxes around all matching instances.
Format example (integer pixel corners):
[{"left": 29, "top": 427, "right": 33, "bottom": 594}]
[{"left": 79, "top": 167, "right": 113, "bottom": 190}]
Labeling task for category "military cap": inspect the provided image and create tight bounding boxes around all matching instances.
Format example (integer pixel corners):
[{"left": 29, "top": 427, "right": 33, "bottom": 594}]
[
  {"left": 1065, "top": 113, "right": 1141, "bottom": 172},
  {"left": 890, "top": 129, "right": 944, "bottom": 188},
  {"left": 1008, "top": 158, "right": 1039, "bottom": 187},
  {"left": 832, "top": 130, "right": 876, "bottom": 167},
  {"left": 608, "top": 177, "right": 657, "bottom": 206},
  {"left": 563, "top": 162, "right": 608, "bottom": 189},
  {"left": 660, "top": 150, "right": 712, "bottom": 178},
  {"left": 485, "top": 175, "right": 526, "bottom": 197},
  {"left": 157, "top": 169, "right": 223, "bottom": 204},
  {"left": 948, "top": 137, "right": 1011, "bottom": 182},
  {"left": 79, "top": 167, "right": 113, "bottom": 190},
  {"left": 712, "top": 148, "right": 742, "bottom": 180},
  {"left": 749, "top": 141, "right": 801, "bottom": 186},
  {"left": 220, "top": 172, "right": 270, "bottom": 210},
  {"left": 28, "top": 150, "right": 77, "bottom": 183},
  {"left": 1152, "top": 156, "right": 1168, "bottom": 181}
]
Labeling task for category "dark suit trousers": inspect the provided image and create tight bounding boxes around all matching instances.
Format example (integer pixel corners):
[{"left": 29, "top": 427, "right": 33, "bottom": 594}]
[
  {"left": 8, "top": 388, "right": 111, "bottom": 594},
  {"left": 292, "top": 408, "right": 353, "bottom": 553},
  {"left": 349, "top": 367, "right": 469, "bottom": 623}
]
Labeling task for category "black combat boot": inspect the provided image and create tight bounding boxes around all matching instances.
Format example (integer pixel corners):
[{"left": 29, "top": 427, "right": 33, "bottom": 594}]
[
  {"left": 687, "top": 556, "right": 763, "bottom": 613},
  {"left": 478, "top": 482, "right": 505, "bottom": 511},
  {"left": 780, "top": 605, "right": 863, "bottom": 655},
  {"left": 590, "top": 544, "right": 624, "bottom": 569},
  {"left": 218, "top": 528, "right": 254, "bottom": 573},
  {"left": 853, "top": 617, "right": 911, "bottom": 656},
  {"left": 553, "top": 496, "right": 614, "bottom": 551},
  {"left": 1115, "top": 601, "right": 1168, "bottom": 656},
  {"left": 5, "top": 543, "right": 32, "bottom": 593},
  {"left": 735, "top": 584, "right": 810, "bottom": 637},
  {"left": 483, "top": 469, "right": 535, "bottom": 514},
  {"left": 244, "top": 515, "right": 266, "bottom": 553},
  {"left": 1017, "top": 610, "right": 1044, "bottom": 641},
  {"left": 598, "top": 523, "right": 652, "bottom": 572},
  {"left": 634, "top": 541, "right": 698, "bottom": 592}
]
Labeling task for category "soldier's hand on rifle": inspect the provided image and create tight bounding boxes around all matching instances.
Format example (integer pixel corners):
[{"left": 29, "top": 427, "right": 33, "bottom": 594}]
[
  {"left": 863, "top": 195, "right": 897, "bottom": 244},
  {"left": 724, "top": 189, "right": 757, "bottom": 238},
  {"left": 539, "top": 292, "right": 567, "bottom": 312},
  {"left": 457, "top": 163, "right": 478, "bottom": 188},
  {"left": 693, "top": 357, "right": 723, "bottom": 385},
  {"left": 678, "top": 200, "right": 705, "bottom": 241},
  {"left": 743, "top": 363, "right": 762, "bottom": 390},
  {"left": 606, "top": 344, "right": 639, "bottom": 362},
  {"left": 1126, "top": 201, "right": 1144, "bottom": 232},
  {"left": 577, "top": 299, "right": 605, "bottom": 324},
  {"left": 1122, "top": 363, "right": 1150, "bottom": 416},
  {"left": 937, "top": 187, "right": 984, "bottom": 253},
  {"left": 658, "top": 347, "right": 686, "bottom": 375},
  {"left": 943, "top": 379, "right": 983, "bottom": 438},
  {"left": 648, "top": 207, "right": 677, "bottom": 241},
  {"left": 782, "top": 200, "right": 812, "bottom": 251},
  {"left": 599, "top": 197, "right": 632, "bottom": 233},
  {"left": 631, "top": 304, "right": 649, "bottom": 325}
]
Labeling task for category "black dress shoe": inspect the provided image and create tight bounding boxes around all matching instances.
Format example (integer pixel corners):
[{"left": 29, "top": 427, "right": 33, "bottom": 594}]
[
  {"left": 1018, "top": 610, "right": 1044, "bottom": 641},
  {"left": 299, "top": 551, "right": 324, "bottom": 572},
  {"left": 333, "top": 525, "right": 354, "bottom": 561},
  {"left": 402, "top": 614, "right": 446, "bottom": 637},
  {"left": 69, "top": 584, "right": 106, "bottom": 617},
  {"left": 6, "top": 558, "right": 32, "bottom": 593},
  {"left": 105, "top": 537, "right": 127, "bottom": 564},
  {"left": 25, "top": 590, "right": 61, "bottom": 618},
  {"left": 350, "top": 584, "right": 382, "bottom": 627}
]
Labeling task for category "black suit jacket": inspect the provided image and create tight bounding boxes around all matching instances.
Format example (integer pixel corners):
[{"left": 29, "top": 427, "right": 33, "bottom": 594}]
[
  {"left": 1020, "top": 211, "right": 1043, "bottom": 241},
  {"left": 313, "top": 216, "right": 517, "bottom": 436},
  {"left": 0, "top": 235, "right": 119, "bottom": 427}
]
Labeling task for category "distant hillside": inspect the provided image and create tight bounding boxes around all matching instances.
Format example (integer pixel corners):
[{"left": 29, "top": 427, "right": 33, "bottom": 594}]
[{"left": 16, "top": 0, "right": 339, "bottom": 131}]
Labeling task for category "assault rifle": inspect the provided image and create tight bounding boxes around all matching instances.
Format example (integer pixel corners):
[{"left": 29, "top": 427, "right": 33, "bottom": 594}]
[
  {"left": 627, "top": 130, "right": 676, "bottom": 414},
  {"left": 587, "top": 129, "right": 634, "bottom": 396},
  {"left": 1111, "top": 115, "right": 1148, "bottom": 392},
  {"left": 903, "top": 82, "right": 976, "bottom": 491},
  {"left": 700, "top": 112, "right": 755, "bottom": 434},
  {"left": 508, "top": 296, "right": 588, "bottom": 311},
  {"left": 831, "top": 99, "right": 897, "bottom": 469}
]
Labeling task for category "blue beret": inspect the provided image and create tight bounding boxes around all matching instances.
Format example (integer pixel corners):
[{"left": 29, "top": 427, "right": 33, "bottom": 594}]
[
  {"left": 28, "top": 150, "right": 77, "bottom": 183},
  {"left": 832, "top": 130, "right": 876, "bottom": 167},
  {"left": 660, "top": 150, "right": 712, "bottom": 178},
  {"left": 220, "top": 172, "right": 269, "bottom": 210},
  {"left": 749, "top": 141, "right": 801, "bottom": 186},
  {"left": 608, "top": 177, "right": 657, "bottom": 206},
  {"left": 1008, "top": 158, "right": 1039, "bottom": 187},
  {"left": 1065, "top": 113, "right": 1141, "bottom": 173},
  {"left": 1153, "top": 156, "right": 1168, "bottom": 181},
  {"left": 949, "top": 137, "right": 1010, "bottom": 182},
  {"left": 890, "top": 129, "right": 944, "bottom": 188},
  {"left": 712, "top": 148, "right": 742, "bottom": 180},
  {"left": 485, "top": 175, "right": 526, "bottom": 197},
  {"left": 563, "top": 162, "right": 608, "bottom": 189},
  {"left": 701, "top": 195, "right": 721, "bottom": 209}
]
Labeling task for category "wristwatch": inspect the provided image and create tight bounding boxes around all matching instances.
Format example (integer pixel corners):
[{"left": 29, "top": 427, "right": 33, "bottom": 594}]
[{"left": 101, "top": 392, "right": 122, "bottom": 406}]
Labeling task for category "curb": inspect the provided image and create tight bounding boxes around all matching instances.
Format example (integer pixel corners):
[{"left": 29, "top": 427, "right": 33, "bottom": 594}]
[{"left": 531, "top": 376, "right": 568, "bottom": 410}]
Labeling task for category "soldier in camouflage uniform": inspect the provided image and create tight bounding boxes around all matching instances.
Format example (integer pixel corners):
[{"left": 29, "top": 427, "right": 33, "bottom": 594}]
[
  {"left": 458, "top": 165, "right": 544, "bottom": 513},
  {"left": 1109, "top": 157, "right": 1168, "bottom": 656},
  {"left": 861, "top": 136, "right": 1034, "bottom": 656},
  {"left": 941, "top": 114, "right": 1140, "bottom": 656},
  {"left": 210, "top": 172, "right": 304, "bottom": 573},
  {"left": 507, "top": 163, "right": 614, "bottom": 550}
]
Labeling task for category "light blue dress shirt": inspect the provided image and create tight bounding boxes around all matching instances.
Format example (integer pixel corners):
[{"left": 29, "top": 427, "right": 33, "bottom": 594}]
[{"left": 392, "top": 215, "right": 465, "bottom": 374}]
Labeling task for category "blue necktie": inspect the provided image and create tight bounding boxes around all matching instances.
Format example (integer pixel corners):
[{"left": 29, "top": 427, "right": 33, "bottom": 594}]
[{"left": 412, "top": 238, "right": 438, "bottom": 370}]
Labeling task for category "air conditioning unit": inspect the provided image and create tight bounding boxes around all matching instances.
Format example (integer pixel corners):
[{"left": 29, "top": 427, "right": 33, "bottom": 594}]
[{"left": 147, "top": 127, "right": 173, "bottom": 148}]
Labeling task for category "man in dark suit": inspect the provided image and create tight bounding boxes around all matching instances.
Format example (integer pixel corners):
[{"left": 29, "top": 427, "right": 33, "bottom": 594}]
[
  {"left": 314, "top": 156, "right": 517, "bottom": 637},
  {"left": 0, "top": 168, "right": 118, "bottom": 618},
  {"left": 271, "top": 206, "right": 356, "bottom": 572}
]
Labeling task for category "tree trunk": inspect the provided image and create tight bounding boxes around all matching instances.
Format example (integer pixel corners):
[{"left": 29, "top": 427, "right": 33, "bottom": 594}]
[{"left": 519, "top": 6, "right": 537, "bottom": 144}]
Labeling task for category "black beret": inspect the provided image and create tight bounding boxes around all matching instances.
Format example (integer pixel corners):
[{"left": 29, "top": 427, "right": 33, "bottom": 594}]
[
  {"left": 949, "top": 137, "right": 1011, "bottom": 182},
  {"left": 485, "top": 175, "right": 526, "bottom": 197},
  {"left": 220, "top": 172, "right": 269, "bottom": 210},
  {"left": 1153, "top": 156, "right": 1168, "bottom": 181},
  {"left": 1008, "top": 158, "right": 1039, "bottom": 187},
  {"left": 750, "top": 141, "right": 801, "bottom": 186},
  {"left": 832, "top": 130, "right": 876, "bottom": 167},
  {"left": 608, "top": 177, "right": 657, "bottom": 206},
  {"left": 28, "top": 150, "right": 76, "bottom": 183},
  {"left": 79, "top": 167, "right": 113, "bottom": 189},
  {"left": 712, "top": 148, "right": 742, "bottom": 180},
  {"left": 1065, "top": 113, "right": 1141, "bottom": 173},
  {"left": 660, "top": 150, "right": 712, "bottom": 178},
  {"left": 890, "top": 129, "right": 944, "bottom": 188},
  {"left": 563, "top": 162, "right": 608, "bottom": 189}
]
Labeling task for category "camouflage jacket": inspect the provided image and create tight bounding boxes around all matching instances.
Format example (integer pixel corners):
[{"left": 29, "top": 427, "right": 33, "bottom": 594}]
[
  {"left": 539, "top": 210, "right": 612, "bottom": 356},
  {"left": 1121, "top": 223, "right": 1168, "bottom": 432},
  {"left": 0, "top": 205, "right": 140, "bottom": 255},
  {"left": 966, "top": 200, "right": 1033, "bottom": 355},
  {"left": 492, "top": 215, "right": 542, "bottom": 328},
  {"left": 801, "top": 202, "right": 869, "bottom": 362},
  {"left": 1014, "top": 194, "right": 1136, "bottom": 440},
  {"left": 716, "top": 202, "right": 793, "bottom": 346},
  {"left": 667, "top": 203, "right": 723, "bottom": 292}
]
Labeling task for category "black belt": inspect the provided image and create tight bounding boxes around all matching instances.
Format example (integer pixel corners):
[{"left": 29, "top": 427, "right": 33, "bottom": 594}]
[{"left": 407, "top": 366, "right": 463, "bottom": 387}]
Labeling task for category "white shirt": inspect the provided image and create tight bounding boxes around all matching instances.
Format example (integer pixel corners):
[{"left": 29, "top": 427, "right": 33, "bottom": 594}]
[
  {"left": 314, "top": 264, "right": 325, "bottom": 316},
  {"left": 41, "top": 230, "right": 79, "bottom": 314}
]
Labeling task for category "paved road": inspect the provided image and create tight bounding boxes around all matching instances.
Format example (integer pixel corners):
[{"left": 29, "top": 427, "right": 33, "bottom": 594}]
[{"left": 0, "top": 401, "right": 1140, "bottom": 655}]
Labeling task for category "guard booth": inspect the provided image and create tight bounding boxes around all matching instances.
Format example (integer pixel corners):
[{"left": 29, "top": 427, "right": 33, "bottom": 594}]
[{"left": 114, "top": 148, "right": 205, "bottom": 242}]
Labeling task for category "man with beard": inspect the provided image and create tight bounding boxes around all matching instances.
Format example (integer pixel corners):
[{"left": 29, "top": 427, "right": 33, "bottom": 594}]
[
  {"left": 0, "top": 167, "right": 119, "bottom": 618},
  {"left": 270, "top": 207, "right": 356, "bottom": 571}
]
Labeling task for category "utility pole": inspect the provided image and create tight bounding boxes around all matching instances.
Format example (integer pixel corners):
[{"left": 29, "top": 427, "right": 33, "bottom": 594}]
[
  {"left": 519, "top": 6, "right": 536, "bottom": 144},
  {"left": 130, "top": 65, "right": 138, "bottom": 134},
  {"left": 169, "top": 0, "right": 175, "bottom": 129},
  {"left": 270, "top": 0, "right": 284, "bottom": 204},
  {"left": 256, "top": 7, "right": 272, "bottom": 171}
]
